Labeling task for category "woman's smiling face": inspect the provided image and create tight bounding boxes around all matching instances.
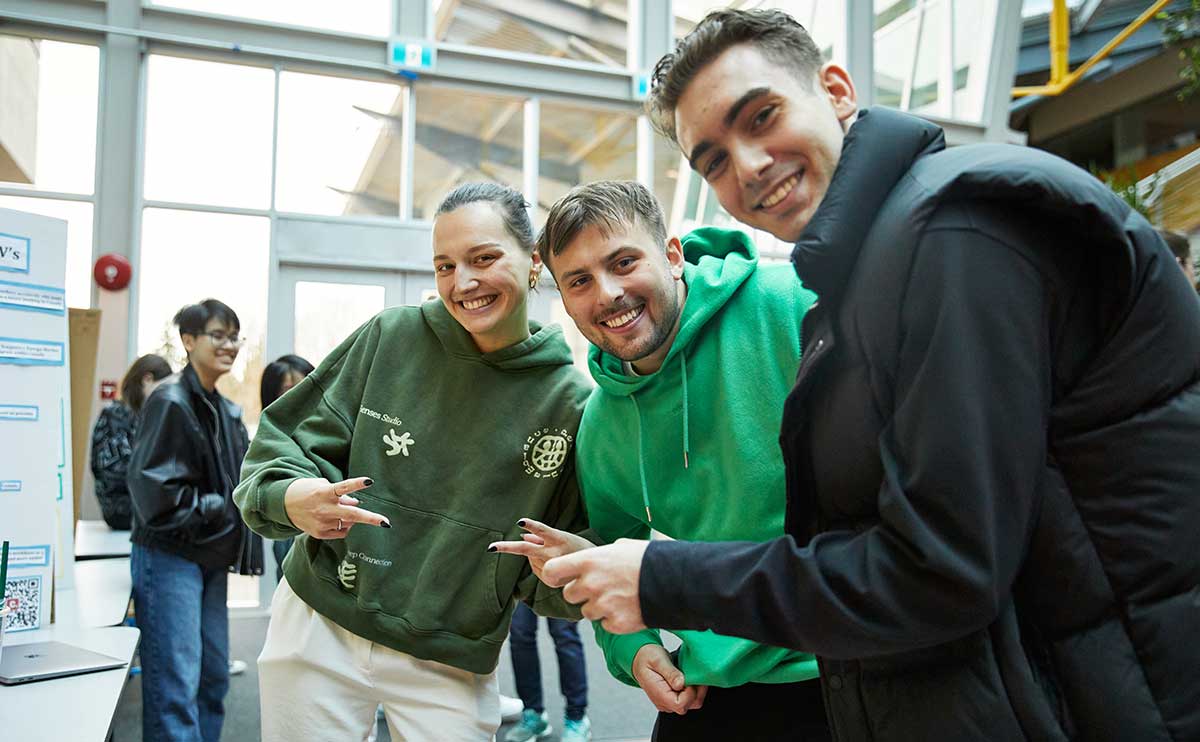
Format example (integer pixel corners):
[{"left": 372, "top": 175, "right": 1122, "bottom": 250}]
[{"left": 432, "top": 200, "right": 539, "bottom": 353}]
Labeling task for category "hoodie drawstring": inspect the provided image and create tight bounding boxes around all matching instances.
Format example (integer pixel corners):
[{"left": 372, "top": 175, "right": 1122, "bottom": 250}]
[
  {"left": 631, "top": 355, "right": 692, "bottom": 525},
  {"left": 631, "top": 395, "right": 652, "bottom": 523},
  {"left": 681, "top": 354, "right": 690, "bottom": 470}
]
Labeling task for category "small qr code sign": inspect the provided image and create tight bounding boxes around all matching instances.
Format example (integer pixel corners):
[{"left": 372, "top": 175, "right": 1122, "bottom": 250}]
[{"left": 3, "top": 574, "right": 42, "bottom": 632}]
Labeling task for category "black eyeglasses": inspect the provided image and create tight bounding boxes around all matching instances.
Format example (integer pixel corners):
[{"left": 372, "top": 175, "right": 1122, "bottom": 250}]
[{"left": 199, "top": 331, "right": 244, "bottom": 348}]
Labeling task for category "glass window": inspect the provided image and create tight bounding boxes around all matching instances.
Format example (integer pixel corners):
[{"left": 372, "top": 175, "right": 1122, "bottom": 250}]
[
  {"left": 0, "top": 195, "right": 93, "bottom": 308},
  {"left": 1021, "top": 0, "right": 1085, "bottom": 18},
  {"left": 873, "top": 10, "right": 918, "bottom": 109},
  {"left": 412, "top": 86, "right": 525, "bottom": 221},
  {"left": 143, "top": 56, "right": 274, "bottom": 209},
  {"left": 275, "top": 71, "right": 404, "bottom": 217},
  {"left": 652, "top": 131, "right": 688, "bottom": 234},
  {"left": 148, "top": 0, "right": 392, "bottom": 38},
  {"left": 136, "top": 208, "right": 270, "bottom": 429},
  {"left": 909, "top": 0, "right": 944, "bottom": 114},
  {"left": 434, "top": 0, "right": 628, "bottom": 69},
  {"left": 293, "top": 281, "right": 385, "bottom": 367},
  {"left": 953, "top": 0, "right": 987, "bottom": 119},
  {"left": 537, "top": 102, "right": 636, "bottom": 224},
  {"left": 0, "top": 37, "right": 98, "bottom": 194}
]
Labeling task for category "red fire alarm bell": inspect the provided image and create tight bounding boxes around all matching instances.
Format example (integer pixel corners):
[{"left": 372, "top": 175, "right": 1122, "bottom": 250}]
[
  {"left": 93, "top": 253, "right": 132, "bottom": 291},
  {"left": 100, "top": 379, "right": 118, "bottom": 400}
]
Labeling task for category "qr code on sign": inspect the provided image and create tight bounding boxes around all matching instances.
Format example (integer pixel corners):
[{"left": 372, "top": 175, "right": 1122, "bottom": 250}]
[{"left": 3, "top": 574, "right": 42, "bottom": 632}]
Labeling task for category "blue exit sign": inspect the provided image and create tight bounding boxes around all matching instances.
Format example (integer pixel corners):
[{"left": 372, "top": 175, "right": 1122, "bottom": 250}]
[
  {"left": 632, "top": 71, "right": 650, "bottom": 100},
  {"left": 388, "top": 40, "right": 436, "bottom": 72}
]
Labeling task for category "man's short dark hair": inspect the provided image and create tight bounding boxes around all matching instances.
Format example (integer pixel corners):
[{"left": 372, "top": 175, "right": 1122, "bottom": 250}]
[
  {"left": 537, "top": 181, "right": 668, "bottom": 275},
  {"left": 647, "top": 9, "right": 824, "bottom": 144},
  {"left": 174, "top": 298, "right": 240, "bottom": 340},
  {"left": 1159, "top": 229, "right": 1191, "bottom": 264}
]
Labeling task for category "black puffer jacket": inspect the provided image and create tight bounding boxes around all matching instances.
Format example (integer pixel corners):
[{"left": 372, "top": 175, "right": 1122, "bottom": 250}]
[
  {"left": 128, "top": 364, "right": 262, "bottom": 574},
  {"left": 640, "top": 108, "right": 1200, "bottom": 740}
]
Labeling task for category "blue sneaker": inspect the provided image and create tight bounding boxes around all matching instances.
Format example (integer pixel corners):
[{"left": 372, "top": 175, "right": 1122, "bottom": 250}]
[
  {"left": 561, "top": 715, "right": 592, "bottom": 742},
  {"left": 503, "top": 709, "right": 551, "bottom": 742}
]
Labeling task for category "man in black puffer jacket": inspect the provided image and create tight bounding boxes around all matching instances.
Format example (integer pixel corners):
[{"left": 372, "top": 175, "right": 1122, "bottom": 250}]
[{"left": 540, "top": 9, "right": 1200, "bottom": 741}]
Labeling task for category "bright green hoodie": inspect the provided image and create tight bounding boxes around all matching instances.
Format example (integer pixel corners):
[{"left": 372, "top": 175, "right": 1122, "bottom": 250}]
[
  {"left": 579, "top": 226, "right": 820, "bottom": 689},
  {"left": 234, "top": 302, "right": 591, "bottom": 674}
]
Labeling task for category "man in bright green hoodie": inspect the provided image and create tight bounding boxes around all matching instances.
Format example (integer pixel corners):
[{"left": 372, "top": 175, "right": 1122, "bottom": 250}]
[{"left": 495, "top": 181, "right": 827, "bottom": 741}]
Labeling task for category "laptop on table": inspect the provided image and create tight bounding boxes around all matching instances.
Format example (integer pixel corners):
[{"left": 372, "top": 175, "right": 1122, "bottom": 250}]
[{"left": 0, "top": 641, "right": 126, "bottom": 685}]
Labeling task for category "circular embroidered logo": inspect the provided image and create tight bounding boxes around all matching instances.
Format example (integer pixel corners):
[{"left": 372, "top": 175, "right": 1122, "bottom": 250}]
[{"left": 523, "top": 427, "right": 574, "bottom": 478}]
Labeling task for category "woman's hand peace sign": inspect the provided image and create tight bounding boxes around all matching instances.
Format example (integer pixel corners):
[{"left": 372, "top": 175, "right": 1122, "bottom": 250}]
[{"left": 283, "top": 476, "right": 390, "bottom": 540}]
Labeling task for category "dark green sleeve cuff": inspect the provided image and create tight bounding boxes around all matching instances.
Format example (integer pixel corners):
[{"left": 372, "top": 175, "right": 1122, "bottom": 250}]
[{"left": 261, "top": 477, "right": 301, "bottom": 533}]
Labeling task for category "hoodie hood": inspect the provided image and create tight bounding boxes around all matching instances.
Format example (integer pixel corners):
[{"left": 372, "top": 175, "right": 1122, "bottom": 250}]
[
  {"left": 582, "top": 226, "right": 763, "bottom": 521},
  {"left": 588, "top": 226, "right": 759, "bottom": 396},
  {"left": 421, "top": 297, "right": 575, "bottom": 371}
]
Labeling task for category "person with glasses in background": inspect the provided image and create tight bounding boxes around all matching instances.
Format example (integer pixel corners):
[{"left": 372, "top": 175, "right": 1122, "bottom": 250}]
[{"left": 127, "top": 298, "right": 264, "bottom": 742}]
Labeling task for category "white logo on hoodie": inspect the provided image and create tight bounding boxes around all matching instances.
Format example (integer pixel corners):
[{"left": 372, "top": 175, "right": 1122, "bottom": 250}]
[
  {"left": 523, "top": 427, "right": 573, "bottom": 478},
  {"left": 383, "top": 428, "right": 414, "bottom": 457},
  {"left": 337, "top": 558, "right": 357, "bottom": 590}
]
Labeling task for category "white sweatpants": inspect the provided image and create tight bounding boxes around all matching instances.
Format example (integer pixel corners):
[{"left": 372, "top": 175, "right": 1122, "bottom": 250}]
[{"left": 258, "top": 578, "right": 500, "bottom": 742}]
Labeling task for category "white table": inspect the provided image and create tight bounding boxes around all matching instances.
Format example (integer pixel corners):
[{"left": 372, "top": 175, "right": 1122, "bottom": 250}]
[
  {"left": 74, "top": 520, "right": 132, "bottom": 561},
  {"left": 0, "top": 557, "right": 137, "bottom": 741},
  {"left": 69, "top": 558, "right": 133, "bottom": 628},
  {"left": 0, "top": 625, "right": 139, "bottom": 742}
]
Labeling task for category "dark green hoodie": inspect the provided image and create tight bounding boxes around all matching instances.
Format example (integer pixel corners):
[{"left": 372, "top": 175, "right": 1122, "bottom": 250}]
[
  {"left": 578, "top": 227, "right": 820, "bottom": 688},
  {"left": 234, "top": 302, "right": 591, "bottom": 674}
]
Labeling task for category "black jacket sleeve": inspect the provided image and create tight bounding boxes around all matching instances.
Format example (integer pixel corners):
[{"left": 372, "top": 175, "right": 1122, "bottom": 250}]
[
  {"left": 640, "top": 226, "right": 1050, "bottom": 659},
  {"left": 127, "top": 392, "right": 223, "bottom": 532}
]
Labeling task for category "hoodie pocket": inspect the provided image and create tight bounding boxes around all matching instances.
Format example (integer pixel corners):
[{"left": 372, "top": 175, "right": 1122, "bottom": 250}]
[{"left": 347, "top": 497, "right": 504, "bottom": 640}]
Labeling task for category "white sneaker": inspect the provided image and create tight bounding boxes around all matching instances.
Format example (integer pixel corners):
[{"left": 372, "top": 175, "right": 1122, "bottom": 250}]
[
  {"left": 561, "top": 715, "right": 592, "bottom": 742},
  {"left": 500, "top": 693, "right": 524, "bottom": 722},
  {"left": 228, "top": 659, "right": 247, "bottom": 676}
]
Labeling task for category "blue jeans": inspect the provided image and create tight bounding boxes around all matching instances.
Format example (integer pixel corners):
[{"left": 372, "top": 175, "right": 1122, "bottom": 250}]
[
  {"left": 131, "top": 543, "right": 230, "bottom": 742},
  {"left": 508, "top": 602, "right": 588, "bottom": 720}
]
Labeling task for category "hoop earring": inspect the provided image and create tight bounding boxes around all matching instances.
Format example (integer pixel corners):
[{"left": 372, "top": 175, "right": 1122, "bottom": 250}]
[{"left": 529, "top": 272, "right": 539, "bottom": 290}]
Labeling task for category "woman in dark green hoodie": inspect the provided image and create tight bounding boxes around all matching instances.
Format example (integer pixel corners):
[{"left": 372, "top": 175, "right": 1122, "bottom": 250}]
[{"left": 234, "top": 183, "right": 592, "bottom": 742}]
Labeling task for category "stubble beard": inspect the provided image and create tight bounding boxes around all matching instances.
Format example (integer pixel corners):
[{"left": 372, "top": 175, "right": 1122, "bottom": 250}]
[{"left": 593, "top": 279, "right": 683, "bottom": 364}]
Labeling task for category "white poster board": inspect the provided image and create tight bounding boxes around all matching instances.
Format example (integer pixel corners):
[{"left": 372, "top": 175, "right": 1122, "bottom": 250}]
[{"left": 0, "top": 207, "right": 74, "bottom": 633}]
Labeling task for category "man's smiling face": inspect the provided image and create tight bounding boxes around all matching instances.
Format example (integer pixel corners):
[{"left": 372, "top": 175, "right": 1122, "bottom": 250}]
[
  {"left": 551, "top": 220, "right": 685, "bottom": 372},
  {"left": 674, "top": 43, "right": 857, "bottom": 243}
]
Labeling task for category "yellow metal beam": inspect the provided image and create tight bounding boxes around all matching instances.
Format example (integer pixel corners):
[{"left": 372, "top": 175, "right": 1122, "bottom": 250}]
[
  {"left": 1013, "top": 0, "right": 1172, "bottom": 99},
  {"left": 1050, "top": 0, "right": 1070, "bottom": 84}
]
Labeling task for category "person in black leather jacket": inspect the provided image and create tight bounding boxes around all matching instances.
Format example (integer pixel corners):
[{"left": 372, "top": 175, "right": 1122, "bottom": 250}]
[{"left": 127, "top": 298, "right": 263, "bottom": 742}]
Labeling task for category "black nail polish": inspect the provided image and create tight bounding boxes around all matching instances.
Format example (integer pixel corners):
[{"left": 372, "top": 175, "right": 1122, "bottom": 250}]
[
  {"left": 487, "top": 545, "right": 497, "bottom": 553},
  {"left": 517, "top": 519, "right": 527, "bottom": 528},
  {"left": 380, "top": 520, "right": 391, "bottom": 529},
  {"left": 363, "top": 478, "right": 374, "bottom": 487}
]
